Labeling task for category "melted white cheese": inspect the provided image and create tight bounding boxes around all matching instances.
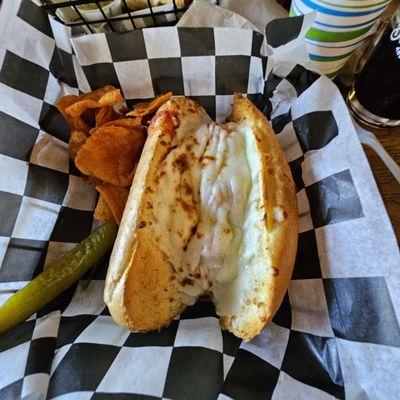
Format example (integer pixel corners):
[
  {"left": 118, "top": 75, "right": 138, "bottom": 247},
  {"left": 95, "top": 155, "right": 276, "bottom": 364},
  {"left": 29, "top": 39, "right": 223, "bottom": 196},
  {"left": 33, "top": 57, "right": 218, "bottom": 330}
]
[
  {"left": 152, "top": 120, "right": 264, "bottom": 316},
  {"left": 181, "top": 122, "right": 252, "bottom": 296}
]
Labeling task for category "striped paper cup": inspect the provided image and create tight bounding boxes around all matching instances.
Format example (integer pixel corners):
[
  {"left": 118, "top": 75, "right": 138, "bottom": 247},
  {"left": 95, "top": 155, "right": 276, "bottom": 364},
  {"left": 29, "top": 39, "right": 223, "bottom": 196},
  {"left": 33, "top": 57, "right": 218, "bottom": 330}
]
[{"left": 290, "top": 0, "right": 392, "bottom": 76}]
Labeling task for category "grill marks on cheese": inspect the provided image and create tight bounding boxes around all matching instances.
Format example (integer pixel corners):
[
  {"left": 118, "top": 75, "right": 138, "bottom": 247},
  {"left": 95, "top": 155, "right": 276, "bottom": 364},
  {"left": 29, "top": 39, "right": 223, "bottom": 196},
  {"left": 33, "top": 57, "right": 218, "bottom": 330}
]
[{"left": 145, "top": 118, "right": 264, "bottom": 314}]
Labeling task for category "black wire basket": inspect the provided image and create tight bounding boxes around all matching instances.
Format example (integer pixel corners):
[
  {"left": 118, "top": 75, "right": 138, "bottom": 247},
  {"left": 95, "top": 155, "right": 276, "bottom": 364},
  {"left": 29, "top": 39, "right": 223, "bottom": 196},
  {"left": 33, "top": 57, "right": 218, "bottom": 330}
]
[{"left": 40, "top": 0, "right": 216, "bottom": 33}]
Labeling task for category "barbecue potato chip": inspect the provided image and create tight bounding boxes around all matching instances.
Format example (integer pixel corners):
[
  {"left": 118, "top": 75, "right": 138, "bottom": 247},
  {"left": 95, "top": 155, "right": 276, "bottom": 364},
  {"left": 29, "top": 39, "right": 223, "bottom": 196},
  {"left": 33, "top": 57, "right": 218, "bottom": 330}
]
[
  {"left": 69, "top": 131, "right": 88, "bottom": 161},
  {"left": 56, "top": 95, "right": 93, "bottom": 134},
  {"left": 75, "top": 125, "right": 145, "bottom": 186},
  {"left": 70, "top": 117, "right": 92, "bottom": 134},
  {"left": 56, "top": 86, "right": 123, "bottom": 118},
  {"left": 96, "top": 89, "right": 125, "bottom": 107},
  {"left": 126, "top": 92, "right": 172, "bottom": 117},
  {"left": 90, "top": 118, "right": 144, "bottom": 136},
  {"left": 94, "top": 194, "right": 114, "bottom": 223},
  {"left": 99, "top": 117, "right": 143, "bottom": 130},
  {"left": 95, "top": 106, "right": 117, "bottom": 127},
  {"left": 96, "top": 183, "right": 130, "bottom": 224},
  {"left": 65, "top": 87, "right": 124, "bottom": 118},
  {"left": 56, "top": 94, "right": 78, "bottom": 117}
]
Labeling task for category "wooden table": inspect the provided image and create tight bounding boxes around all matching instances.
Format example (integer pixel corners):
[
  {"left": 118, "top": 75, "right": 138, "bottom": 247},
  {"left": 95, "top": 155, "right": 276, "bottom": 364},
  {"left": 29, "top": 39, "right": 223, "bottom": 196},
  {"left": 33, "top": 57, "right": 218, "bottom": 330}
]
[{"left": 363, "top": 126, "right": 400, "bottom": 242}]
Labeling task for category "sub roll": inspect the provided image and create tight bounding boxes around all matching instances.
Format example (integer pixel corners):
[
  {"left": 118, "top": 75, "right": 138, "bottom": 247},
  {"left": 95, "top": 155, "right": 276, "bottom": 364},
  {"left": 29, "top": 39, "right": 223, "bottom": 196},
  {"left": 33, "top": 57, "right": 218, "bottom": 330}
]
[{"left": 104, "top": 94, "right": 298, "bottom": 341}]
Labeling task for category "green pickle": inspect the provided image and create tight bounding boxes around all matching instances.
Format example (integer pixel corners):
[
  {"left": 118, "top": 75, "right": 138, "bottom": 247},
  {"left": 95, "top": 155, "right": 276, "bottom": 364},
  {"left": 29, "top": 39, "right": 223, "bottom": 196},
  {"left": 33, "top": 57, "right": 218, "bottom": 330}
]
[{"left": 0, "top": 221, "right": 118, "bottom": 334}]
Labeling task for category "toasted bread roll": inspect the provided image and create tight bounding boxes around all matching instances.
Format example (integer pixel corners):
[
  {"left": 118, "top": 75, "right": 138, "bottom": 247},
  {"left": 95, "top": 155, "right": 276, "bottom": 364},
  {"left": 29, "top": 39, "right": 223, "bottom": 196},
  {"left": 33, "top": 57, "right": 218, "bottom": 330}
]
[{"left": 104, "top": 95, "right": 298, "bottom": 340}]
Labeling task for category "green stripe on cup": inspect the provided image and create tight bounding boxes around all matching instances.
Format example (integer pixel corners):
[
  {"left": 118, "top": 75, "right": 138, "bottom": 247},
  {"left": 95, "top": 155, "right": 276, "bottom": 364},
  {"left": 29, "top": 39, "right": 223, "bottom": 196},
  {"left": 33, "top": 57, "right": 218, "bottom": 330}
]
[{"left": 306, "top": 23, "right": 373, "bottom": 42}]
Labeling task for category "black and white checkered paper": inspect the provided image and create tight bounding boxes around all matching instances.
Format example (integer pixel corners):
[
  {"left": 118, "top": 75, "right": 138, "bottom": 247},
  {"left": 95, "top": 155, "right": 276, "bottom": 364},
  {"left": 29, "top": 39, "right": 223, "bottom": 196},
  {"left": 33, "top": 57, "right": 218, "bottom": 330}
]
[{"left": 1, "top": 1, "right": 399, "bottom": 399}]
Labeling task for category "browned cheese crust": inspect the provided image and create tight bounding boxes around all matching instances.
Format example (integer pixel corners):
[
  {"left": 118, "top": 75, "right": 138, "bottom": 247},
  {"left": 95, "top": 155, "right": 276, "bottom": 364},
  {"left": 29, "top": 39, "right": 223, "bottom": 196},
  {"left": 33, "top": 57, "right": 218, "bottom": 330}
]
[{"left": 104, "top": 97, "right": 210, "bottom": 331}]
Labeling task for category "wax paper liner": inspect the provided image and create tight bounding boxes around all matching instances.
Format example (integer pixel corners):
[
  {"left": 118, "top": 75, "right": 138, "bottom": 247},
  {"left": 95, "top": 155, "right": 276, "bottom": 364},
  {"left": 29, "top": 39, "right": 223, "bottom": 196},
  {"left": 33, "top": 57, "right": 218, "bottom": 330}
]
[{"left": 0, "top": 1, "right": 399, "bottom": 400}]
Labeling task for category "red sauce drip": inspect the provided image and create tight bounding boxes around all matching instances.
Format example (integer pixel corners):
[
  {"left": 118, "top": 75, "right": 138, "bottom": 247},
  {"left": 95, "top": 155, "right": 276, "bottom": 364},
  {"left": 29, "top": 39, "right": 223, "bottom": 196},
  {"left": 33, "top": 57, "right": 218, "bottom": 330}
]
[{"left": 150, "top": 110, "right": 179, "bottom": 138}]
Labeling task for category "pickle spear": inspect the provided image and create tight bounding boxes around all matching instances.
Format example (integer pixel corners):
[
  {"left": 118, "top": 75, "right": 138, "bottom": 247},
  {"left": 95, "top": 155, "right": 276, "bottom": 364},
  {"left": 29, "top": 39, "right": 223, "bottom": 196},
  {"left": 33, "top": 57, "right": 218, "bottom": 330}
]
[{"left": 0, "top": 221, "right": 118, "bottom": 335}]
